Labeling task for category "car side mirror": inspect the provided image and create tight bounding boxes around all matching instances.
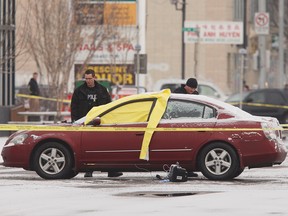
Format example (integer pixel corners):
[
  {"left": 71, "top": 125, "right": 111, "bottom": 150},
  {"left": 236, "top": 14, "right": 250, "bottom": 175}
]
[{"left": 87, "top": 117, "right": 101, "bottom": 126}]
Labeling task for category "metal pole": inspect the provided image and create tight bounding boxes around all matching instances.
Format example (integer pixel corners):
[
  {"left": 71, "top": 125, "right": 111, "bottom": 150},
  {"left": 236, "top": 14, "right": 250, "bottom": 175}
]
[
  {"left": 258, "top": 0, "right": 266, "bottom": 88},
  {"left": 279, "top": 0, "right": 284, "bottom": 87},
  {"left": 239, "top": 48, "right": 247, "bottom": 110},
  {"left": 239, "top": 54, "right": 245, "bottom": 110},
  {"left": 181, "top": 0, "right": 186, "bottom": 79},
  {"left": 193, "top": 29, "right": 199, "bottom": 78},
  {"left": 136, "top": 0, "right": 140, "bottom": 93}
]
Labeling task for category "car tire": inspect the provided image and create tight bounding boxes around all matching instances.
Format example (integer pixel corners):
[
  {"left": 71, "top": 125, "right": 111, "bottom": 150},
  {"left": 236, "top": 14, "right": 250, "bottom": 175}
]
[
  {"left": 65, "top": 170, "right": 79, "bottom": 179},
  {"left": 198, "top": 142, "right": 240, "bottom": 180},
  {"left": 232, "top": 168, "right": 244, "bottom": 178},
  {"left": 33, "top": 142, "right": 73, "bottom": 179}
]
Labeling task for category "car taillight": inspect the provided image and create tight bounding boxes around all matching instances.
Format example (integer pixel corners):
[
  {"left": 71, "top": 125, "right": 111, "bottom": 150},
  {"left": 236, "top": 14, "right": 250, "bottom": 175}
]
[{"left": 261, "top": 122, "right": 282, "bottom": 140}]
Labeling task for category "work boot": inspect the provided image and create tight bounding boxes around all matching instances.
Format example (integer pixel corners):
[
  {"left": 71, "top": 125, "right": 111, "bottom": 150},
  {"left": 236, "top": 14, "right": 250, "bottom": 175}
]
[
  {"left": 108, "top": 172, "right": 123, "bottom": 177},
  {"left": 187, "top": 172, "right": 198, "bottom": 177},
  {"left": 84, "top": 171, "right": 93, "bottom": 177}
]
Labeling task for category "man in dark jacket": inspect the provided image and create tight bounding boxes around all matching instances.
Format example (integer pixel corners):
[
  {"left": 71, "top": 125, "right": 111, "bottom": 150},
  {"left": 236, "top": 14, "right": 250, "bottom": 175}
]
[
  {"left": 71, "top": 69, "right": 111, "bottom": 121},
  {"left": 28, "top": 72, "right": 40, "bottom": 96},
  {"left": 71, "top": 69, "right": 122, "bottom": 178},
  {"left": 28, "top": 72, "right": 40, "bottom": 121},
  {"left": 173, "top": 77, "right": 199, "bottom": 178},
  {"left": 173, "top": 77, "right": 199, "bottom": 95}
]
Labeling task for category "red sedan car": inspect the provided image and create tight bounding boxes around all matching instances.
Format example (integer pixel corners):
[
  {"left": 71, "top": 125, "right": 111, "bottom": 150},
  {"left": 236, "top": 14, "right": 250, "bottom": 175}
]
[{"left": 1, "top": 90, "right": 287, "bottom": 180}]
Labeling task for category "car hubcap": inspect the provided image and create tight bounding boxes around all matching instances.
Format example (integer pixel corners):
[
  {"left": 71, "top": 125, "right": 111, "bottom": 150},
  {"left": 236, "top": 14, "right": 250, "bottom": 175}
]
[
  {"left": 204, "top": 148, "right": 232, "bottom": 175},
  {"left": 39, "top": 148, "right": 66, "bottom": 174}
]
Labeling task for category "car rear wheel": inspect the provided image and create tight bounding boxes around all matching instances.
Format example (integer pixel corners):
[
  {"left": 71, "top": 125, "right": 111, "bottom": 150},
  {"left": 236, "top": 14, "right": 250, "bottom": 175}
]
[
  {"left": 33, "top": 142, "right": 73, "bottom": 179},
  {"left": 198, "top": 142, "right": 240, "bottom": 180},
  {"left": 64, "top": 170, "right": 79, "bottom": 179}
]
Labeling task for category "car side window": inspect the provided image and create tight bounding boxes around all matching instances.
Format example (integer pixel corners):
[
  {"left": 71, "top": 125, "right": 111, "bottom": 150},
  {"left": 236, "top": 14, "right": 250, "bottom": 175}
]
[
  {"left": 203, "top": 106, "right": 215, "bottom": 119},
  {"left": 162, "top": 99, "right": 215, "bottom": 119},
  {"left": 198, "top": 85, "right": 219, "bottom": 98},
  {"left": 161, "top": 83, "right": 182, "bottom": 92},
  {"left": 246, "top": 92, "right": 265, "bottom": 103},
  {"left": 100, "top": 100, "right": 155, "bottom": 124},
  {"left": 266, "top": 92, "right": 285, "bottom": 105}
]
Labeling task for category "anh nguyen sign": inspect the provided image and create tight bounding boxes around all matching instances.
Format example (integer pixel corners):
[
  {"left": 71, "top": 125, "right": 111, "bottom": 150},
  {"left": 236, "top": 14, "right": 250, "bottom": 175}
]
[{"left": 184, "top": 21, "right": 243, "bottom": 44}]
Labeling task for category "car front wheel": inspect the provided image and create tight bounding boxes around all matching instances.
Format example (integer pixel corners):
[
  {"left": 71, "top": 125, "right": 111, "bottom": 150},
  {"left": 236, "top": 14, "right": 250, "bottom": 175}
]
[
  {"left": 232, "top": 168, "right": 244, "bottom": 178},
  {"left": 198, "top": 142, "right": 240, "bottom": 180},
  {"left": 33, "top": 142, "right": 73, "bottom": 179}
]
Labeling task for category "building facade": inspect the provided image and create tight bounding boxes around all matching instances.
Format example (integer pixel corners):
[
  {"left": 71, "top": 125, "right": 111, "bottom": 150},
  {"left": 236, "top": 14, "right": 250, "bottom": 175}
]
[
  {"left": 145, "top": 0, "right": 240, "bottom": 93},
  {"left": 14, "top": 0, "right": 287, "bottom": 95}
]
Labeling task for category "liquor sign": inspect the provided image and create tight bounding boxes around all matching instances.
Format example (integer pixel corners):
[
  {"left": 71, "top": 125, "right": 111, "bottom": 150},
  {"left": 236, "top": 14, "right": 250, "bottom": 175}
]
[
  {"left": 75, "top": 64, "right": 135, "bottom": 85},
  {"left": 184, "top": 21, "right": 243, "bottom": 44}
]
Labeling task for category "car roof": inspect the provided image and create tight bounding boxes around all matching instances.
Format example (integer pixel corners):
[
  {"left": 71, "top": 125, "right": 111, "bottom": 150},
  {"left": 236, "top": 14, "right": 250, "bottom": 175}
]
[
  {"left": 76, "top": 90, "right": 261, "bottom": 125},
  {"left": 153, "top": 78, "right": 222, "bottom": 90},
  {"left": 226, "top": 88, "right": 288, "bottom": 102},
  {"left": 153, "top": 78, "right": 228, "bottom": 100},
  {"left": 225, "top": 91, "right": 250, "bottom": 102}
]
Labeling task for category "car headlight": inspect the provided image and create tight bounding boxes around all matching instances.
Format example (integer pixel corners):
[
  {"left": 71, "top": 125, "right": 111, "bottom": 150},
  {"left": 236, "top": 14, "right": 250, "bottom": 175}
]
[{"left": 9, "top": 133, "right": 29, "bottom": 145}]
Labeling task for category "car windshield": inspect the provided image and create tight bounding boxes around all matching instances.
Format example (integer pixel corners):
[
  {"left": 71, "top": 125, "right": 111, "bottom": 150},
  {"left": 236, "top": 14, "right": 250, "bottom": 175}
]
[
  {"left": 161, "top": 84, "right": 182, "bottom": 92},
  {"left": 225, "top": 92, "right": 249, "bottom": 102}
]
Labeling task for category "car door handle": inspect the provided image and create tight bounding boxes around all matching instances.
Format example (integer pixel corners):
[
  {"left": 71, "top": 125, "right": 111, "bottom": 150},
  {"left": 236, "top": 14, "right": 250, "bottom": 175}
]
[{"left": 135, "top": 132, "right": 145, "bottom": 136}]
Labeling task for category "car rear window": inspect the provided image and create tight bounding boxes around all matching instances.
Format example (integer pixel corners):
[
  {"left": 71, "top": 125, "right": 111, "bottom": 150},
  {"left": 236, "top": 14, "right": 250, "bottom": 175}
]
[
  {"left": 162, "top": 99, "right": 215, "bottom": 119},
  {"left": 265, "top": 92, "right": 286, "bottom": 105}
]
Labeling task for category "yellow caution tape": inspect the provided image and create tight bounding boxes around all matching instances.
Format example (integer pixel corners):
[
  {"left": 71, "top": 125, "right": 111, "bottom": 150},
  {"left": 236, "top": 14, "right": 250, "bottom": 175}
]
[
  {"left": 10, "top": 91, "right": 287, "bottom": 162},
  {"left": 228, "top": 102, "right": 288, "bottom": 109},
  {"left": 16, "top": 94, "right": 71, "bottom": 103},
  {"left": 0, "top": 124, "right": 285, "bottom": 132},
  {"left": 1, "top": 123, "right": 285, "bottom": 163}
]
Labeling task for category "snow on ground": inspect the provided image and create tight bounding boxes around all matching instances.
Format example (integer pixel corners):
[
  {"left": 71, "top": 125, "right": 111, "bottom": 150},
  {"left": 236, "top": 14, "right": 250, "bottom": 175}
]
[{"left": 1, "top": 136, "right": 288, "bottom": 216}]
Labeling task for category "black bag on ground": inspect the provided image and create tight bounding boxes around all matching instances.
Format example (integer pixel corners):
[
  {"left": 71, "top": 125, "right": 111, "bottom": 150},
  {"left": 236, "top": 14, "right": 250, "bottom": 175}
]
[{"left": 168, "top": 164, "right": 188, "bottom": 182}]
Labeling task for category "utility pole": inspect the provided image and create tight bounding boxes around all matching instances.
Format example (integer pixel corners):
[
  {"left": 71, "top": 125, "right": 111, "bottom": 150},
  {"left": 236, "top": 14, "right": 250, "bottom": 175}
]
[
  {"left": 181, "top": 0, "right": 186, "bottom": 80},
  {"left": 239, "top": 48, "right": 247, "bottom": 110},
  {"left": 135, "top": 0, "right": 141, "bottom": 93},
  {"left": 193, "top": 28, "right": 200, "bottom": 78},
  {"left": 170, "top": 0, "right": 186, "bottom": 79},
  {"left": 258, "top": 0, "right": 267, "bottom": 88},
  {"left": 278, "top": 0, "right": 284, "bottom": 87},
  {"left": 135, "top": 0, "right": 141, "bottom": 94},
  {"left": 135, "top": 0, "right": 146, "bottom": 93}
]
